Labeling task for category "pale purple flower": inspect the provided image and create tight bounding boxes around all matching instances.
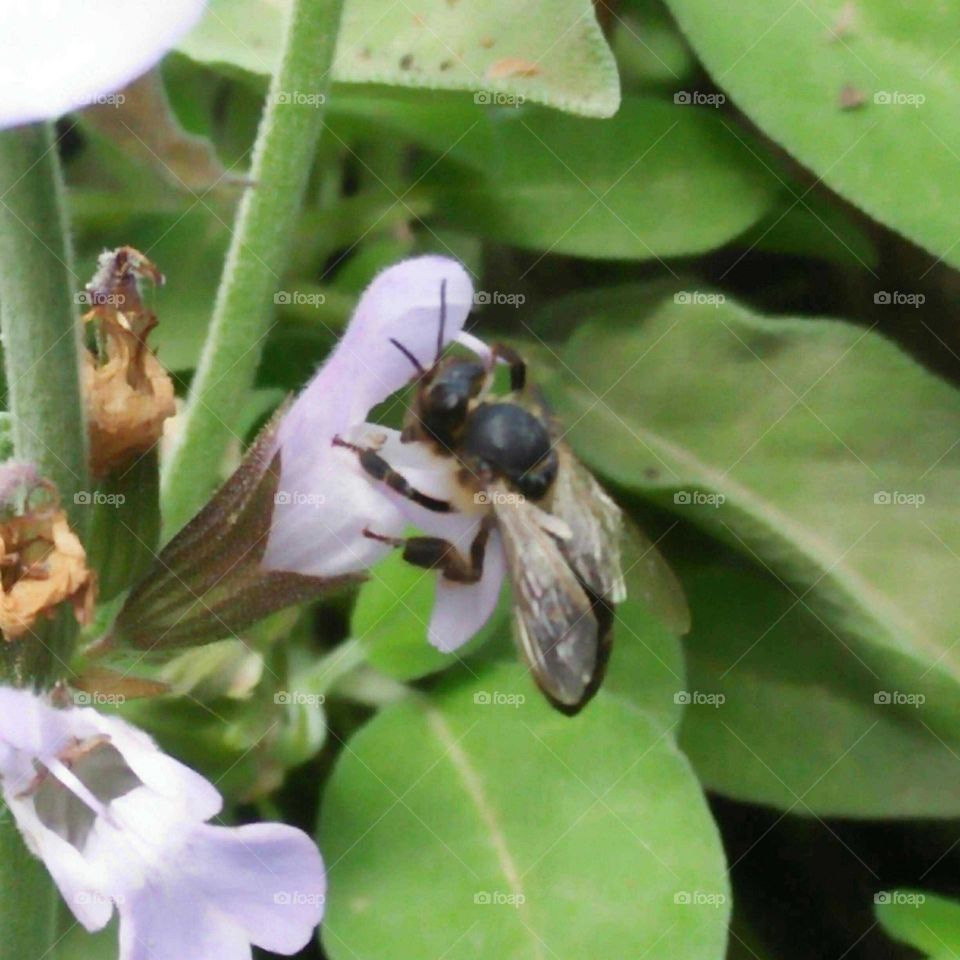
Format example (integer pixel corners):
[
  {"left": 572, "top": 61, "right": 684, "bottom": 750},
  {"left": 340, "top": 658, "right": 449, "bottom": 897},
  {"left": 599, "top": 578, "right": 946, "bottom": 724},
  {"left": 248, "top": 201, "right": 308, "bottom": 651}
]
[
  {"left": 0, "top": 685, "right": 324, "bottom": 959},
  {"left": 262, "top": 255, "right": 509, "bottom": 653},
  {"left": 0, "top": 0, "right": 207, "bottom": 129}
]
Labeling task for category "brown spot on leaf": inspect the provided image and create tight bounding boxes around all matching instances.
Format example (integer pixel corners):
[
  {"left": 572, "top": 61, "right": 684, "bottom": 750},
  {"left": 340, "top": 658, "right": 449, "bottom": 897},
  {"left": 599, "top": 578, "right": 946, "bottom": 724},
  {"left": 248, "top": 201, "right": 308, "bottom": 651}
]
[
  {"left": 486, "top": 58, "right": 541, "bottom": 79},
  {"left": 838, "top": 82, "right": 866, "bottom": 110}
]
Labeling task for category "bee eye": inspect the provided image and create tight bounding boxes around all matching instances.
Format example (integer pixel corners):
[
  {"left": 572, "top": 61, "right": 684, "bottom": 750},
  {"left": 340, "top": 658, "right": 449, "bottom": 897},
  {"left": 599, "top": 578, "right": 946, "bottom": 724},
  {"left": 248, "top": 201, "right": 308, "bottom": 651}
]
[{"left": 429, "top": 384, "right": 460, "bottom": 412}]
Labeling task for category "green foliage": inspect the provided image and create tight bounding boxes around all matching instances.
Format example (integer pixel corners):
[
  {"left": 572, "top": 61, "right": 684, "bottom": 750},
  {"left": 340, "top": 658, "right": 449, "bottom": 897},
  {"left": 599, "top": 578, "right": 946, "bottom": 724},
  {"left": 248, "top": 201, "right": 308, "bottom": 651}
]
[
  {"left": 664, "top": 0, "right": 960, "bottom": 267},
  {"left": 180, "top": 0, "right": 621, "bottom": 117},
  {"left": 12, "top": 0, "right": 960, "bottom": 958},
  {"left": 679, "top": 568, "right": 960, "bottom": 817},
  {"left": 536, "top": 288, "right": 960, "bottom": 755},
  {"left": 427, "top": 97, "right": 782, "bottom": 259},
  {"left": 875, "top": 890, "right": 960, "bottom": 958},
  {"left": 319, "top": 662, "right": 729, "bottom": 960}
]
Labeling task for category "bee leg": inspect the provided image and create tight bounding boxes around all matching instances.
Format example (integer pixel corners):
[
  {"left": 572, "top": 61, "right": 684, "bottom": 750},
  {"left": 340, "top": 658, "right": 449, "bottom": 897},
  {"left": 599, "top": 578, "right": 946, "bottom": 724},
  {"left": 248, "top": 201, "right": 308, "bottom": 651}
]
[
  {"left": 363, "top": 516, "right": 492, "bottom": 584},
  {"left": 490, "top": 343, "right": 526, "bottom": 392},
  {"left": 333, "top": 435, "right": 453, "bottom": 513}
]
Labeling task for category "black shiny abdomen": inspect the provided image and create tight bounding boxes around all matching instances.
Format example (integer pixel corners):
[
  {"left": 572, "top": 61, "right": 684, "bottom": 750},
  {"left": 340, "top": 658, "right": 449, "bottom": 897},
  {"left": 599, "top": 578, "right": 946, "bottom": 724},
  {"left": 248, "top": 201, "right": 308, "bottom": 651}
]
[{"left": 462, "top": 402, "right": 557, "bottom": 500}]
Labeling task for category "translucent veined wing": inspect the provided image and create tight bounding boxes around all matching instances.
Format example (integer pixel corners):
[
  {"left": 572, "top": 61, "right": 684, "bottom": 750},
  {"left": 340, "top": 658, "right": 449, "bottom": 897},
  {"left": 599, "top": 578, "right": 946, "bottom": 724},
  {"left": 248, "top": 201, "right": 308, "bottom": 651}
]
[
  {"left": 491, "top": 482, "right": 608, "bottom": 714},
  {"left": 550, "top": 436, "right": 690, "bottom": 636}
]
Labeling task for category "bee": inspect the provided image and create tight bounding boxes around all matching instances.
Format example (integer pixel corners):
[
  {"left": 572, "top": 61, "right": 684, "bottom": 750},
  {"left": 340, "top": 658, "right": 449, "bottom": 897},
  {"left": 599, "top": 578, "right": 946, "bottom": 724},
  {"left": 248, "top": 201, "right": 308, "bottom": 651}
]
[{"left": 335, "top": 283, "right": 688, "bottom": 714}]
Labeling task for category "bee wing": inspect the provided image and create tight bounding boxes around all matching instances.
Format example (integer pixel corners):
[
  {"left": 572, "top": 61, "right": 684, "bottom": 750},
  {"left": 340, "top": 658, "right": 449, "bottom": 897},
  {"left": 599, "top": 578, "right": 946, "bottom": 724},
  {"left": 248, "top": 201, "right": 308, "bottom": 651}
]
[
  {"left": 552, "top": 441, "right": 690, "bottom": 636},
  {"left": 492, "top": 487, "right": 604, "bottom": 714}
]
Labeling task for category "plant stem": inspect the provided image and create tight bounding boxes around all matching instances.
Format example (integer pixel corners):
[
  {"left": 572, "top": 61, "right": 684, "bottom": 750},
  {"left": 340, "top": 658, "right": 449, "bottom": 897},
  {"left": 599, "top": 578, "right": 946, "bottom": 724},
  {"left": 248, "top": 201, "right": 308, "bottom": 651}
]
[
  {"left": 0, "top": 124, "right": 88, "bottom": 525},
  {"left": 0, "top": 807, "right": 58, "bottom": 960},
  {"left": 0, "top": 118, "right": 77, "bottom": 960},
  {"left": 0, "top": 124, "right": 88, "bottom": 687},
  {"left": 161, "top": 0, "right": 345, "bottom": 538}
]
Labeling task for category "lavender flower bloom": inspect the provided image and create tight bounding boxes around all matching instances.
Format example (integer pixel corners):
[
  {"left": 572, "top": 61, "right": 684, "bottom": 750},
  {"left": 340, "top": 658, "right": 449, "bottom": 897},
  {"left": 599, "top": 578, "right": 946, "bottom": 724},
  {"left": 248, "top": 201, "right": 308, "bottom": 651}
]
[
  {"left": 0, "top": 686, "right": 324, "bottom": 959},
  {"left": 0, "top": 1, "right": 206, "bottom": 129},
  {"left": 262, "top": 255, "right": 509, "bottom": 653}
]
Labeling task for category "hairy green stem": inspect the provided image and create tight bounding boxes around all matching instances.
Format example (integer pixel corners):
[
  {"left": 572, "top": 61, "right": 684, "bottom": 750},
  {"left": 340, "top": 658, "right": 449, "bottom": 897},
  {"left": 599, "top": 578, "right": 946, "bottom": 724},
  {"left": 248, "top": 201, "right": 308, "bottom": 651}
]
[
  {"left": 161, "top": 0, "right": 345, "bottom": 537},
  {"left": 0, "top": 124, "right": 88, "bottom": 524},
  {"left": 0, "top": 121, "right": 79, "bottom": 960}
]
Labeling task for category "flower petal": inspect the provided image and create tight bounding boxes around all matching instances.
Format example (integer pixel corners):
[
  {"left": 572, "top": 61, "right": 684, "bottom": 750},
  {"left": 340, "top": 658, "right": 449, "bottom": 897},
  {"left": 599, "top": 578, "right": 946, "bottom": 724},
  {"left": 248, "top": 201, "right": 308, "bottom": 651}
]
[
  {"left": 119, "top": 883, "right": 252, "bottom": 960},
  {"left": 188, "top": 822, "right": 325, "bottom": 955},
  {"left": 2, "top": 792, "right": 114, "bottom": 931},
  {"left": 0, "top": 0, "right": 207, "bottom": 129},
  {"left": 264, "top": 257, "right": 474, "bottom": 577},
  {"left": 78, "top": 708, "right": 222, "bottom": 821},
  {"left": 262, "top": 451, "right": 406, "bottom": 576},
  {"left": 429, "top": 528, "right": 507, "bottom": 653}
]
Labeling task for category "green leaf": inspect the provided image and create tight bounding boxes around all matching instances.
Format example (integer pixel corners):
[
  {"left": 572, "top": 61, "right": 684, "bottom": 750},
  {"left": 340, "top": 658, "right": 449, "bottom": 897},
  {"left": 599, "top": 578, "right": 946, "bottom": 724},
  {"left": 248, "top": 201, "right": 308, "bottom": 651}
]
[
  {"left": 319, "top": 661, "right": 729, "bottom": 960},
  {"left": 428, "top": 97, "right": 782, "bottom": 259},
  {"left": 533, "top": 287, "right": 960, "bottom": 747},
  {"left": 612, "top": 0, "right": 697, "bottom": 91},
  {"left": 180, "top": 0, "right": 621, "bottom": 118},
  {"left": 52, "top": 918, "right": 117, "bottom": 960},
  {"left": 679, "top": 568, "right": 960, "bottom": 817},
  {"left": 738, "top": 194, "right": 878, "bottom": 270},
  {"left": 0, "top": 414, "right": 13, "bottom": 461},
  {"left": 86, "top": 451, "right": 161, "bottom": 602},
  {"left": 663, "top": 0, "right": 960, "bottom": 268},
  {"left": 875, "top": 890, "right": 960, "bottom": 958}
]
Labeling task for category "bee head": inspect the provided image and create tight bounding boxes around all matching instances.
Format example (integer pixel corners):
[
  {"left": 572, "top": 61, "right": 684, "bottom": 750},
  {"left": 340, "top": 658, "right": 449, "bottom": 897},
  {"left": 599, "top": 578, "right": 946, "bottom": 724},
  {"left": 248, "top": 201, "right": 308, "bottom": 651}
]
[{"left": 416, "top": 358, "right": 486, "bottom": 448}]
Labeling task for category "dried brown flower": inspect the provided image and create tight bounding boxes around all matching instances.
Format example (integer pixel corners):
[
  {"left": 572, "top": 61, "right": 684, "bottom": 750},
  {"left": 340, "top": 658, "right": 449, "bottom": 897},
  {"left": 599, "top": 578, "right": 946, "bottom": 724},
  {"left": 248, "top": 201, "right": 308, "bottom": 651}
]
[
  {"left": 0, "top": 484, "right": 95, "bottom": 640},
  {"left": 83, "top": 247, "right": 176, "bottom": 477}
]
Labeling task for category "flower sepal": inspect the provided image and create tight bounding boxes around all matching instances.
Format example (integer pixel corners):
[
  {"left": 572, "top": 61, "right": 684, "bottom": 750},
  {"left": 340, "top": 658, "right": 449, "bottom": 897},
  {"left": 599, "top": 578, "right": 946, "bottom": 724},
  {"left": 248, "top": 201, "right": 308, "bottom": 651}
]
[{"left": 112, "top": 411, "right": 363, "bottom": 651}]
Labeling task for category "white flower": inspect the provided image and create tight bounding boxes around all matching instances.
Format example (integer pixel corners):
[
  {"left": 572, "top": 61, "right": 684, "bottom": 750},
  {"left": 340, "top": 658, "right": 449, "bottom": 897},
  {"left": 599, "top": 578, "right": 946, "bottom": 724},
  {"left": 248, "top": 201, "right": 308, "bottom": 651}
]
[
  {"left": 0, "top": 685, "right": 324, "bottom": 959},
  {"left": 262, "top": 255, "right": 508, "bottom": 653},
  {"left": 0, "top": 0, "right": 207, "bottom": 129}
]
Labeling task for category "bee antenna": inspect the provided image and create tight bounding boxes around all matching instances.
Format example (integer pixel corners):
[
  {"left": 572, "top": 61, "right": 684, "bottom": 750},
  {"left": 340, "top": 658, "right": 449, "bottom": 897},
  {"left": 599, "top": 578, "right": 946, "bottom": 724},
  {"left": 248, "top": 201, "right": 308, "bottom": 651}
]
[
  {"left": 389, "top": 337, "right": 426, "bottom": 375},
  {"left": 436, "top": 278, "right": 447, "bottom": 362}
]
